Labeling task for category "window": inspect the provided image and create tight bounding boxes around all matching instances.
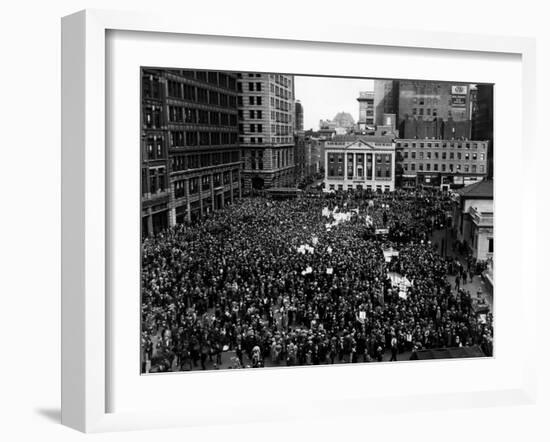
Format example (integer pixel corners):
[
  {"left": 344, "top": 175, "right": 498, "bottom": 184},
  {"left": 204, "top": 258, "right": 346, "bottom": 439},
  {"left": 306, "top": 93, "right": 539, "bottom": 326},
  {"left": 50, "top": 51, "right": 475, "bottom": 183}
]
[
  {"left": 257, "top": 96, "right": 262, "bottom": 105},
  {"left": 488, "top": 238, "right": 494, "bottom": 254},
  {"left": 256, "top": 82, "right": 261, "bottom": 91}
]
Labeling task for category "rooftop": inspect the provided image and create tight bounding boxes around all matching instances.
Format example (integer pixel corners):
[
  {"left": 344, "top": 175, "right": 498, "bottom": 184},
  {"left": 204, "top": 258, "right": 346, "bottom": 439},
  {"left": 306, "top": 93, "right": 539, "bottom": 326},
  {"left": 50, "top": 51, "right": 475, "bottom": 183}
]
[
  {"left": 457, "top": 179, "right": 493, "bottom": 199},
  {"left": 332, "top": 135, "right": 395, "bottom": 144}
]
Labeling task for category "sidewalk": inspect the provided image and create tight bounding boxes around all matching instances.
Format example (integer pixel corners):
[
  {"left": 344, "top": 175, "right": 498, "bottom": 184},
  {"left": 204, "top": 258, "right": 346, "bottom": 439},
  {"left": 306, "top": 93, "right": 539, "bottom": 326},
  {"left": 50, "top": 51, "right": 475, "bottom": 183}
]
[{"left": 431, "top": 228, "right": 493, "bottom": 312}]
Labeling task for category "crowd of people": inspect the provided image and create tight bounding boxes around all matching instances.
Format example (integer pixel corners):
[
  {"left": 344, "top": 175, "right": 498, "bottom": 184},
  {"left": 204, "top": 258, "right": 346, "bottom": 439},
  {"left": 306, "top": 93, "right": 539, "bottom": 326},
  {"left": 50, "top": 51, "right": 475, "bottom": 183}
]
[{"left": 141, "top": 189, "right": 493, "bottom": 373}]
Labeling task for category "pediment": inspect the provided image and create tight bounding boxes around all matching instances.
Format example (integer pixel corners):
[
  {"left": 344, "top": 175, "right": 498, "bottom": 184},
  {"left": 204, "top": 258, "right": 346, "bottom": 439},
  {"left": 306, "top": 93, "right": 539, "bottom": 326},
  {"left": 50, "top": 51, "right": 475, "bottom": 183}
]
[{"left": 344, "top": 140, "right": 376, "bottom": 150}]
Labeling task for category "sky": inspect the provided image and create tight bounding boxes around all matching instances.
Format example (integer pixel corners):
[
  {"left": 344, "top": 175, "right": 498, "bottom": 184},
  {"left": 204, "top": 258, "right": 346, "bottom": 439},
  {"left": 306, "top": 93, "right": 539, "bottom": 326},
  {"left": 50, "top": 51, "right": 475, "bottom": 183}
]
[{"left": 294, "top": 75, "right": 374, "bottom": 131}]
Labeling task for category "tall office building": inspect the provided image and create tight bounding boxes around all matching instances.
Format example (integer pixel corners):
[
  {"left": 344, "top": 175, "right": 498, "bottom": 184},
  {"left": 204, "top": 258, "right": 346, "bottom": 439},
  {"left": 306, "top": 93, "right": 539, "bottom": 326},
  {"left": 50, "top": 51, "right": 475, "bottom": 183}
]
[
  {"left": 140, "top": 69, "right": 242, "bottom": 235},
  {"left": 471, "top": 84, "right": 494, "bottom": 178},
  {"left": 295, "top": 100, "right": 304, "bottom": 131},
  {"left": 374, "top": 79, "right": 472, "bottom": 130},
  {"left": 357, "top": 91, "right": 375, "bottom": 130},
  {"left": 397, "top": 80, "right": 471, "bottom": 125},
  {"left": 141, "top": 69, "right": 170, "bottom": 236},
  {"left": 373, "top": 79, "right": 399, "bottom": 126},
  {"left": 237, "top": 73, "right": 296, "bottom": 191}
]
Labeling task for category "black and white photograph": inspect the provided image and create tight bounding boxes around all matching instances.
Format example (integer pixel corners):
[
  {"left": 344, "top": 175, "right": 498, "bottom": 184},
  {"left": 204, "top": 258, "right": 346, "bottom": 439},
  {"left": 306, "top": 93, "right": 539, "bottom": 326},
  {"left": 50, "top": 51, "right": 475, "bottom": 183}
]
[{"left": 140, "top": 69, "right": 494, "bottom": 374}]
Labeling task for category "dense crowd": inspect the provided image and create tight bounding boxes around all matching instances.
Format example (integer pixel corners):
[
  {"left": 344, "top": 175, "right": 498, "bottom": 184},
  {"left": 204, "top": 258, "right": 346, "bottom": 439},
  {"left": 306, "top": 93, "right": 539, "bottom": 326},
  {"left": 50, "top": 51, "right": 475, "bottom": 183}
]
[{"left": 141, "top": 189, "right": 493, "bottom": 372}]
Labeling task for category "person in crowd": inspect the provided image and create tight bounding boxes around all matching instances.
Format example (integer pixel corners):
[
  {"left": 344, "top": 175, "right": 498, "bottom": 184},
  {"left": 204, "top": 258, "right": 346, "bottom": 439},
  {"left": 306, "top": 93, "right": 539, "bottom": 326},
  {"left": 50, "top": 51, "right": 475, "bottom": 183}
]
[{"left": 141, "top": 188, "right": 493, "bottom": 372}]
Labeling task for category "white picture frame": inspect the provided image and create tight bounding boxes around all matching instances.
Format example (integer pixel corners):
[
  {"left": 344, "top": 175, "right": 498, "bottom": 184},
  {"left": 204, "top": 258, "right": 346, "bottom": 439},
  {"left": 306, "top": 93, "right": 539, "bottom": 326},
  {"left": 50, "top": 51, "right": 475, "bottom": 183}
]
[{"left": 61, "top": 9, "right": 537, "bottom": 433}]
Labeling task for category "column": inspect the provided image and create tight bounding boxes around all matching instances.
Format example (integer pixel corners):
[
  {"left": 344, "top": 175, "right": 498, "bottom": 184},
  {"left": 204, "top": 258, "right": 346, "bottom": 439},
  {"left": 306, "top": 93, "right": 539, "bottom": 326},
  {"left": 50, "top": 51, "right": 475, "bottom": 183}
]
[
  {"left": 147, "top": 214, "right": 153, "bottom": 236},
  {"left": 371, "top": 154, "right": 376, "bottom": 181},
  {"left": 352, "top": 153, "right": 356, "bottom": 180},
  {"left": 238, "top": 169, "right": 242, "bottom": 198},
  {"left": 229, "top": 170, "right": 234, "bottom": 203},
  {"left": 184, "top": 179, "right": 191, "bottom": 222},
  {"left": 210, "top": 173, "right": 215, "bottom": 211}
]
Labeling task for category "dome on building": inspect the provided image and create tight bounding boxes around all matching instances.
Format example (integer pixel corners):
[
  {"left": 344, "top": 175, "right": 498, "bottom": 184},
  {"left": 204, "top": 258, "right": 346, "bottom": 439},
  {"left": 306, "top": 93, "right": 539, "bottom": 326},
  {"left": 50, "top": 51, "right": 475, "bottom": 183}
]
[{"left": 332, "top": 111, "right": 355, "bottom": 128}]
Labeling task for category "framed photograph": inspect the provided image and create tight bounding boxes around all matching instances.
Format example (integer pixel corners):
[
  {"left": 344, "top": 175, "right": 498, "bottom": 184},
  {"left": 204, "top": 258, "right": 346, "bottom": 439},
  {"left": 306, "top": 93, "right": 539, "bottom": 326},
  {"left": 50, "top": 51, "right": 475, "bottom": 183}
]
[{"left": 61, "top": 9, "right": 537, "bottom": 433}]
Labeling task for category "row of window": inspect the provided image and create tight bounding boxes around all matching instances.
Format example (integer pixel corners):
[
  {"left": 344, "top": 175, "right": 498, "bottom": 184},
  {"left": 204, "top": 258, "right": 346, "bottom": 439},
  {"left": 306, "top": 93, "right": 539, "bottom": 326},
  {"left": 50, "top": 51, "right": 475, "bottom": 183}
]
[
  {"left": 239, "top": 137, "right": 264, "bottom": 144},
  {"left": 169, "top": 131, "right": 238, "bottom": 148},
  {"left": 144, "top": 136, "right": 165, "bottom": 160},
  {"left": 237, "top": 96, "right": 263, "bottom": 106},
  {"left": 238, "top": 109, "right": 263, "bottom": 120},
  {"left": 269, "top": 74, "right": 291, "bottom": 89},
  {"left": 327, "top": 165, "right": 392, "bottom": 179},
  {"left": 269, "top": 96, "right": 291, "bottom": 112},
  {"left": 167, "top": 106, "right": 237, "bottom": 126},
  {"left": 403, "top": 163, "right": 485, "bottom": 173},
  {"left": 238, "top": 123, "right": 263, "bottom": 133},
  {"left": 143, "top": 106, "right": 163, "bottom": 129},
  {"left": 174, "top": 170, "right": 239, "bottom": 198},
  {"left": 141, "top": 166, "right": 167, "bottom": 196},
  {"left": 402, "top": 151, "right": 485, "bottom": 161},
  {"left": 166, "top": 82, "right": 237, "bottom": 107},
  {"left": 270, "top": 110, "right": 291, "bottom": 124},
  {"left": 171, "top": 151, "right": 240, "bottom": 172},
  {"left": 328, "top": 184, "right": 391, "bottom": 192},
  {"left": 328, "top": 153, "right": 392, "bottom": 164},
  {"left": 270, "top": 82, "right": 291, "bottom": 100},
  {"left": 397, "top": 141, "right": 486, "bottom": 149},
  {"left": 142, "top": 74, "right": 162, "bottom": 100}
]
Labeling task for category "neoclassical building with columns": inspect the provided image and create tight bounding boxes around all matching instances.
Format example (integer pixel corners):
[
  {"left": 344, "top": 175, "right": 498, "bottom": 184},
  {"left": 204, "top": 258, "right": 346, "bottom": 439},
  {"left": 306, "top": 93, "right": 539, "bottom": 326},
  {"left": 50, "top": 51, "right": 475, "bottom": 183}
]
[{"left": 323, "top": 135, "right": 396, "bottom": 192}]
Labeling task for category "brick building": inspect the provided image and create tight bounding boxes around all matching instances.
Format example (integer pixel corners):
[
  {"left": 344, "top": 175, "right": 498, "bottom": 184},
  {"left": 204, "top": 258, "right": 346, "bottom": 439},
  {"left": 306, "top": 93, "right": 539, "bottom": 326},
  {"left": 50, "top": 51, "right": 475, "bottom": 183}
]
[
  {"left": 395, "top": 139, "right": 488, "bottom": 188},
  {"left": 237, "top": 73, "right": 296, "bottom": 191}
]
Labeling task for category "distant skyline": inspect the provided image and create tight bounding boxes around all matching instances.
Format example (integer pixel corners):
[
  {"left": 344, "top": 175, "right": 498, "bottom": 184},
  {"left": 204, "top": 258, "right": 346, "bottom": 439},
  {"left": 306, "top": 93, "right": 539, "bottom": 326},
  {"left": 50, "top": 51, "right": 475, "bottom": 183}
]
[{"left": 294, "top": 75, "right": 374, "bottom": 131}]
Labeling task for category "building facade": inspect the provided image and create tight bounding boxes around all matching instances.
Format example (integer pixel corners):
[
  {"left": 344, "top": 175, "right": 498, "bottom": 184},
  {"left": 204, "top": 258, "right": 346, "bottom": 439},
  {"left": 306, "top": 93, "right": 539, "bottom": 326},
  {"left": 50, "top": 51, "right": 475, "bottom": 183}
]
[
  {"left": 395, "top": 139, "right": 488, "bottom": 188},
  {"left": 295, "top": 100, "right": 304, "bottom": 131},
  {"left": 397, "top": 81, "right": 472, "bottom": 125},
  {"left": 140, "top": 69, "right": 242, "bottom": 235},
  {"left": 237, "top": 73, "right": 295, "bottom": 191},
  {"left": 453, "top": 180, "right": 494, "bottom": 262},
  {"left": 471, "top": 84, "right": 494, "bottom": 179},
  {"left": 357, "top": 91, "right": 375, "bottom": 130},
  {"left": 141, "top": 69, "right": 170, "bottom": 236},
  {"left": 374, "top": 79, "right": 399, "bottom": 126},
  {"left": 324, "top": 135, "right": 396, "bottom": 192}
]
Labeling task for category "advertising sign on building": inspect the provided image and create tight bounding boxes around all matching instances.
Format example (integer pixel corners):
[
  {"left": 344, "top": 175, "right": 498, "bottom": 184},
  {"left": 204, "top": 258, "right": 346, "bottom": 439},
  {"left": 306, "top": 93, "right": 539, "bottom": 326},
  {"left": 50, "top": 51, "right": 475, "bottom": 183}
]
[
  {"left": 451, "top": 85, "right": 468, "bottom": 95},
  {"left": 451, "top": 95, "right": 467, "bottom": 107}
]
